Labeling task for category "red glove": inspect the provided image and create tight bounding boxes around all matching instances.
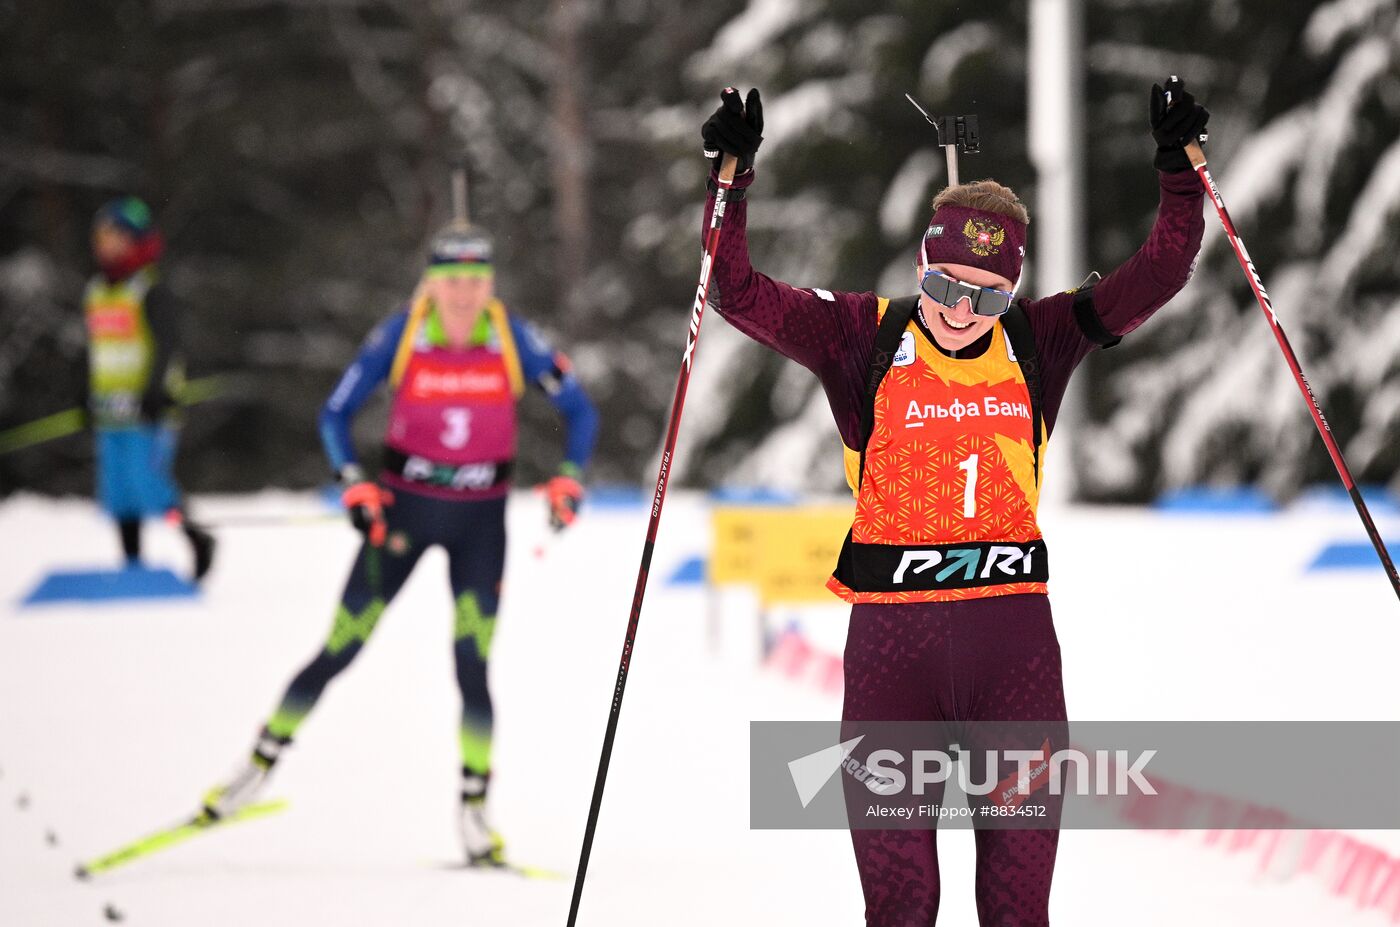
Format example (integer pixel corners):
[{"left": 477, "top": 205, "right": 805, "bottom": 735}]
[
  {"left": 342, "top": 481, "right": 394, "bottom": 546},
  {"left": 545, "top": 474, "right": 584, "bottom": 531}
]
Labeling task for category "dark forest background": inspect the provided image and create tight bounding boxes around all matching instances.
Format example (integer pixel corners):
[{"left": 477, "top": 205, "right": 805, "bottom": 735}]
[{"left": 2, "top": 0, "right": 1397, "bottom": 500}]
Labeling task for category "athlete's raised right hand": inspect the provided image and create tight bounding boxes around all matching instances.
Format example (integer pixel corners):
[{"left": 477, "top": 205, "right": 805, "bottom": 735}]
[
  {"left": 340, "top": 470, "right": 394, "bottom": 546},
  {"left": 701, "top": 87, "right": 763, "bottom": 172}
]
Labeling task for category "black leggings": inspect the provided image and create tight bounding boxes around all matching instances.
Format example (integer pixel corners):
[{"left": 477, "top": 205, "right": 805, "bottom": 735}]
[{"left": 266, "top": 487, "right": 506, "bottom": 775}]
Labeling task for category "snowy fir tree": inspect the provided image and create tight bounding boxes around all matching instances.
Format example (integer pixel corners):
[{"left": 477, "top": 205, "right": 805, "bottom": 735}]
[{"left": 1077, "top": 0, "right": 1400, "bottom": 501}]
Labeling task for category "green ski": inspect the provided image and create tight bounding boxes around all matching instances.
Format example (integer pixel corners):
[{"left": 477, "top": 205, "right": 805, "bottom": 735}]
[
  {"left": 472, "top": 860, "right": 565, "bottom": 880},
  {"left": 429, "top": 859, "right": 567, "bottom": 880},
  {"left": 74, "top": 799, "right": 288, "bottom": 878}
]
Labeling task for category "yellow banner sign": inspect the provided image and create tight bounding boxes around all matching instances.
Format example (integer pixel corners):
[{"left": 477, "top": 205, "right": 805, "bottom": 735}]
[{"left": 710, "top": 504, "right": 853, "bottom": 606}]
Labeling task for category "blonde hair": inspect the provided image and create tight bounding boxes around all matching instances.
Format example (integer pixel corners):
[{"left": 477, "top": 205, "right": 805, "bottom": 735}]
[
  {"left": 389, "top": 279, "right": 434, "bottom": 386},
  {"left": 931, "top": 180, "right": 1029, "bottom": 226}
]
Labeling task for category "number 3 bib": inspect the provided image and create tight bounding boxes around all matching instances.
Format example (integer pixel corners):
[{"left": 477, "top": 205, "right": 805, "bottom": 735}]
[{"left": 382, "top": 300, "right": 525, "bottom": 499}]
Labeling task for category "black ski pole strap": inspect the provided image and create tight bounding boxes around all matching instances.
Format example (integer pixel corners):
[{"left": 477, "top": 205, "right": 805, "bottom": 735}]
[
  {"left": 706, "top": 177, "right": 747, "bottom": 201},
  {"left": 1070, "top": 275, "right": 1121, "bottom": 348},
  {"left": 1000, "top": 303, "right": 1044, "bottom": 486},
  {"left": 857, "top": 295, "right": 920, "bottom": 488}
]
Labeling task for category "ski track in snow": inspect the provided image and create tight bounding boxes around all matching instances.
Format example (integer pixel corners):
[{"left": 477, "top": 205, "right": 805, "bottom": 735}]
[{"left": 1, "top": 491, "right": 1398, "bottom": 926}]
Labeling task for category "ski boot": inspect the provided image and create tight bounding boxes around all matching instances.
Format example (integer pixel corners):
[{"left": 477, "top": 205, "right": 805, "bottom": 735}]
[
  {"left": 165, "top": 508, "right": 216, "bottom": 582},
  {"left": 458, "top": 770, "right": 505, "bottom": 867},
  {"left": 118, "top": 518, "right": 142, "bottom": 568},
  {"left": 186, "top": 522, "right": 216, "bottom": 582},
  {"left": 202, "top": 727, "right": 289, "bottom": 820}
]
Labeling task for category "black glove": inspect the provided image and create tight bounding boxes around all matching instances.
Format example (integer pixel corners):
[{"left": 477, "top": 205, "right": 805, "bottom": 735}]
[
  {"left": 74, "top": 385, "right": 93, "bottom": 430},
  {"left": 139, "top": 387, "right": 174, "bottom": 423},
  {"left": 701, "top": 87, "right": 763, "bottom": 172},
  {"left": 339, "top": 466, "right": 394, "bottom": 547},
  {"left": 1149, "top": 76, "right": 1210, "bottom": 173}
]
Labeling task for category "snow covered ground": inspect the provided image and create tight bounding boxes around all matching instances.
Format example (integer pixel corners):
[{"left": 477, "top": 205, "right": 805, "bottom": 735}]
[{"left": 2, "top": 489, "right": 1399, "bottom": 926}]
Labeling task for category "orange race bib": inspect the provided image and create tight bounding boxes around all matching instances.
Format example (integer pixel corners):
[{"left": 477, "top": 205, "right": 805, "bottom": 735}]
[{"left": 830, "top": 300, "right": 1047, "bottom": 604}]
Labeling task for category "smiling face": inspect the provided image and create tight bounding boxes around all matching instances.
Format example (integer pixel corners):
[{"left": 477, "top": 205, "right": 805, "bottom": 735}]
[{"left": 917, "top": 261, "right": 1015, "bottom": 352}]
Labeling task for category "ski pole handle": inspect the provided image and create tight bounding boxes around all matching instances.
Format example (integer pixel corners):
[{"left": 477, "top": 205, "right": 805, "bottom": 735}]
[
  {"left": 1185, "top": 140, "right": 1207, "bottom": 169},
  {"left": 717, "top": 152, "right": 739, "bottom": 184}
]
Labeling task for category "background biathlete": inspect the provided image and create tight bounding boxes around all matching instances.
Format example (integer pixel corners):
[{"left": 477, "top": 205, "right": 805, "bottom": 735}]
[
  {"left": 700, "top": 81, "right": 1208, "bottom": 925},
  {"left": 83, "top": 196, "right": 215, "bottom": 581},
  {"left": 204, "top": 222, "right": 598, "bottom": 867}
]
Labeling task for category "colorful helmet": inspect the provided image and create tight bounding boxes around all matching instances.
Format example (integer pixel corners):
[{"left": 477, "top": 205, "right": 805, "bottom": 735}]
[
  {"left": 94, "top": 196, "right": 155, "bottom": 238},
  {"left": 427, "top": 223, "right": 494, "bottom": 277}
]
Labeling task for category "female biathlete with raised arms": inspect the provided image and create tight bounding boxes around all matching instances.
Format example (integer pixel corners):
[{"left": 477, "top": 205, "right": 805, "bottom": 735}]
[
  {"left": 204, "top": 222, "right": 597, "bottom": 866},
  {"left": 700, "top": 80, "right": 1209, "bottom": 924}
]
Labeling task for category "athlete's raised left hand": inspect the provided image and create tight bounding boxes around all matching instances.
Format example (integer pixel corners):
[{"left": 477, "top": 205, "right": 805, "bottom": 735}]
[{"left": 1149, "top": 75, "right": 1210, "bottom": 173}]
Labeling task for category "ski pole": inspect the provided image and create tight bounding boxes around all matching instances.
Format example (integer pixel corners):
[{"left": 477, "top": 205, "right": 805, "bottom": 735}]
[
  {"left": 0, "top": 409, "right": 85, "bottom": 456},
  {"left": 1185, "top": 140, "right": 1400, "bottom": 601},
  {"left": 196, "top": 512, "right": 343, "bottom": 529},
  {"left": 565, "top": 147, "right": 741, "bottom": 924},
  {"left": 0, "top": 374, "right": 230, "bottom": 456}
]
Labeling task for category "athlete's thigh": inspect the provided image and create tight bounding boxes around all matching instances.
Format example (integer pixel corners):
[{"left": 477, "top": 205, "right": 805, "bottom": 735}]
[
  {"left": 340, "top": 495, "right": 432, "bottom": 611},
  {"left": 443, "top": 496, "right": 507, "bottom": 613},
  {"left": 130, "top": 426, "right": 179, "bottom": 513},
  {"left": 843, "top": 602, "right": 950, "bottom": 724},
  {"left": 954, "top": 593, "right": 1066, "bottom": 724}
]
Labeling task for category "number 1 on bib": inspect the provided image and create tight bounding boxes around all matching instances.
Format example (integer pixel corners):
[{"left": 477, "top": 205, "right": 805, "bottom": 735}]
[{"left": 958, "top": 452, "right": 979, "bottom": 518}]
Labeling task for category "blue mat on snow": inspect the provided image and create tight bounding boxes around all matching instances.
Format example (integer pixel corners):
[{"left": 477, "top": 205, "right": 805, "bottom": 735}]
[
  {"left": 709, "top": 486, "right": 798, "bottom": 506},
  {"left": 666, "top": 556, "right": 707, "bottom": 585},
  {"left": 586, "top": 484, "right": 648, "bottom": 508},
  {"left": 1153, "top": 486, "right": 1279, "bottom": 514},
  {"left": 22, "top": 566, "right": 197, "bottom": 605},
  {"left": 1307, "top": 542, "right": 1399, "bottom": 572},
  {"left": 1294, "top": 484, "right": 1400, "bottom": 517}
]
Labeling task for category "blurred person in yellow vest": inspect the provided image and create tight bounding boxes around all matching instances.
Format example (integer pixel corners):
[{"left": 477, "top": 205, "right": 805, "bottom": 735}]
[{"left": 83, "top": 197, "right": 214, "bottom": 581}]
